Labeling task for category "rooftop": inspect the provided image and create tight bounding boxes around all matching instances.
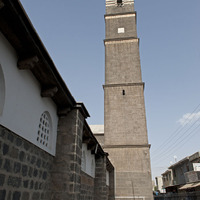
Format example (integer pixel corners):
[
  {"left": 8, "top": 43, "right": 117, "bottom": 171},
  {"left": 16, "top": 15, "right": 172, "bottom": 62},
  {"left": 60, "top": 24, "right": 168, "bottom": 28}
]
[{"left": 90, "top": 125, "right": 104, "bottom": 134}]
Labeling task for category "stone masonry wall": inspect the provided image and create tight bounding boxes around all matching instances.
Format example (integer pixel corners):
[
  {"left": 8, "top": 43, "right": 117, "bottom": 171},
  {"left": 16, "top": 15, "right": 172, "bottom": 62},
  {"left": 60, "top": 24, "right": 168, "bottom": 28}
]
[
  {"left": 50, "top": 108, "right": 84, "bottom": 200},
  {"left": 0, "top": 109, "right": 113, "bottom": 200},
  {"left": 0, "top": 125, "right": 53, "bottom": 200},
  {"left": 80, "top": 171, "right": 94, "bottom": 200},
  {"left": 94, "top": 156, "right": 108, "bottom": 200},
  {"left": 108, "top": 169, "right": 115, "bottom": 200}
]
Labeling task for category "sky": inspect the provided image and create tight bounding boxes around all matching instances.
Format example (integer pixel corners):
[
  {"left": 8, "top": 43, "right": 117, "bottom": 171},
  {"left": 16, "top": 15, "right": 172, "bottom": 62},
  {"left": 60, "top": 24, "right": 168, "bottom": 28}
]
[{"left": 20, "top": 0, "right": 200, "bottom": 180}]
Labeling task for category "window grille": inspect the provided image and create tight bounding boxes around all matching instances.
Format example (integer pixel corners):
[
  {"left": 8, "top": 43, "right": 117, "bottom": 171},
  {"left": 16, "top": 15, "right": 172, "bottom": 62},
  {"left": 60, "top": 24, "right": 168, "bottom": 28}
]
[{"left": 37, "top": 111, "right": 52, "bottom": 148}]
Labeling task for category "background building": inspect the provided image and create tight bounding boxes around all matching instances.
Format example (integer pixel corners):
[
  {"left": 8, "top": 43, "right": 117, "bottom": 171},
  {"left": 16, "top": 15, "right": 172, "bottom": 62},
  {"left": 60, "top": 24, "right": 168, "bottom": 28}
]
[
  {"left": 160, "top": 151, "right": 200, "bottom": 198},
  {"left": 155, "top": 176, "right": 165, "bottom": 193}
]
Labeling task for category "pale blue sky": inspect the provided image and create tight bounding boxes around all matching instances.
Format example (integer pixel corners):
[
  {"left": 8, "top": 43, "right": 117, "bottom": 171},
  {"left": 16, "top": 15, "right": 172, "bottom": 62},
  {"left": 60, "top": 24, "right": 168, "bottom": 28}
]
[{"left": 20, "top": 0, "right": 200, "bottom": 179}]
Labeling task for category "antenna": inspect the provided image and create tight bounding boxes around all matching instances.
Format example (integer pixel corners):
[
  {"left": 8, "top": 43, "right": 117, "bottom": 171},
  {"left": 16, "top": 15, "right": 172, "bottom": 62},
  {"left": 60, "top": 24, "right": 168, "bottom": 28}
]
[{"left": 174, "top": 155, "right": 177, "bottom": 163}]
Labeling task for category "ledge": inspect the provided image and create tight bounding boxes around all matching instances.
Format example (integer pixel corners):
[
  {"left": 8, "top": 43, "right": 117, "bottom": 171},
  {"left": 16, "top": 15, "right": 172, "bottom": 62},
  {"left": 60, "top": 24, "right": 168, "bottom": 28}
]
[
  {"left": 75, "top": 102, "right": 90, "bottom": 119},
  {"left": 103, "top": 82, "right": 145, "bottom": 89},
  {"left": 104, "top": 11, "right": 136, "bottom": 18},
  {"left": 104, "top": 36, "right": 138, "bottom": 43},
  {"left": 104, "top": 144, "right": 151, "bottom": 149}
]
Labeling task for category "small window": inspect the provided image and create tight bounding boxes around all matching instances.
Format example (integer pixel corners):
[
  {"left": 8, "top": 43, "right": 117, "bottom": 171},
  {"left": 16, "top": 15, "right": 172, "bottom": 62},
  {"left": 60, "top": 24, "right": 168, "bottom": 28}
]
[
  {"left": 117, "top": 0, "right": 123, "bottom": 6},
  {"left": 118, "top": 28, "right": 125, "bottom": 34},
  {"left": 173, "top": 170, "right": 176, "bottom": 177},
  {"left": 180, "top": 167, "right": 183, "bottom": 175}
]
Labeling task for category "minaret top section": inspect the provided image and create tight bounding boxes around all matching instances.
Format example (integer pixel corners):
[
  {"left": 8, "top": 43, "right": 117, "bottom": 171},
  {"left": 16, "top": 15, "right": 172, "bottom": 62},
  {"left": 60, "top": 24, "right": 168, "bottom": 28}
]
[{"left": 106, "top": 0, "right": 134, "bottom": 14}]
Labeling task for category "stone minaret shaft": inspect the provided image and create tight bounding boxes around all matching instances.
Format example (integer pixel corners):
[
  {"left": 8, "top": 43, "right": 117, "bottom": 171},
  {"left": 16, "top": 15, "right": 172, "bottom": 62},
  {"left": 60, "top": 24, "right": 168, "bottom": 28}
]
[{"left": 104, "top": 0, "right": 153, "bottom": 199}]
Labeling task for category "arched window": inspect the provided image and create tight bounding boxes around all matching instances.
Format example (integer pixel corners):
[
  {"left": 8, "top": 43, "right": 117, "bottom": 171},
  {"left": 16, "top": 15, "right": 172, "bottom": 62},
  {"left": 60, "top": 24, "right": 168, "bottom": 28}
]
[
  {"left": 37, "top": 111, "right": 52, "bottom": 148},
  {"left": 0, "top": 64, "right": 5, "bottom": 116}
]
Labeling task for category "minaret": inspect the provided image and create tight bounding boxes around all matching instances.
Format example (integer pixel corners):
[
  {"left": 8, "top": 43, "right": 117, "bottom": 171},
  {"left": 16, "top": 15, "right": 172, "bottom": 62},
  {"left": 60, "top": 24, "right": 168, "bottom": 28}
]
[{"left": 104, "top": 0, "right": 153, "bottom": 199}]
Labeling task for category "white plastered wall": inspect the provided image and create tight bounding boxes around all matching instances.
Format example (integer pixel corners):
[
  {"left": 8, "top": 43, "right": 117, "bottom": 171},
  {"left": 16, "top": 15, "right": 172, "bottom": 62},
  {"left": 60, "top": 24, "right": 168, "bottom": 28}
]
[
  {"left": 0, "top": 63, "right": 5, "bottom": 115},
  {"left": 106, "top": 170, "right": 110, "bottom": 186},
  {"left": 82, "top": 143, "right": 96, "bottom": 177},
  {"left": 0, "top": 32, "right": 58, "bottom": 156}
]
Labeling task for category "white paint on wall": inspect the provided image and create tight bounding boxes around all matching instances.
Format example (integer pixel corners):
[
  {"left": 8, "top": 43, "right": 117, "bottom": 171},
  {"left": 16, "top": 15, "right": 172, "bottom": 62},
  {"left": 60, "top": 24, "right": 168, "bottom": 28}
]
[
  {"left": 106, "top": 170, "right": 110, "bottom": 186},
  {"left": 0, "top": 32, "right": 58, "bottom": 156},
  {"left": 0, "top": 64, "right": 5, "bottom": 116},
  {"left": 81, "top": 143, "right": 96, "bottom": 177}
]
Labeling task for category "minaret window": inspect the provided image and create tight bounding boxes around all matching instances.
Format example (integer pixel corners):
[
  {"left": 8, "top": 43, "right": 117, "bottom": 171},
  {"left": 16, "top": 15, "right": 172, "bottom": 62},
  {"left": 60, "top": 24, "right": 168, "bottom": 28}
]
[{"left": 117, "top": 0, "right": 123, "bottom": 6}]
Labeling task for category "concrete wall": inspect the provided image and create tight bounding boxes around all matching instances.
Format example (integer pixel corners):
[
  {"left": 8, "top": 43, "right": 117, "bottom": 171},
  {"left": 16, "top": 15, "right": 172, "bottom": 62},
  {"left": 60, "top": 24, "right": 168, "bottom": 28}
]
[
  {"left": 0, "top": 33, "right": 58, "bottom": 155},
  {"left": 185, "top": 171, "right": 200, "bottom": 183},
  {"left": 173, "top": 161, "right": 190, "bottom": 185},
  {"left": 162, "top": 170, "right": 173, "bottom": 188},
  {"left": 155, "top": 176, "right": 164, "bottom": 192}
]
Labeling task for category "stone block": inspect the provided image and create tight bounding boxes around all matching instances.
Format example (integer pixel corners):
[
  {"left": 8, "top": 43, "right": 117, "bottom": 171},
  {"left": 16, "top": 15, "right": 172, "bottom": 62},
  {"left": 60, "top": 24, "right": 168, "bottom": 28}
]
[
  {"left": 32, "top": 192, "right": 40, "bottom": 200},
  {"left": 2, "top": 143, "right": 9, "bottom": 155},
  {"left": 4, "top": 159, "right": 11, "bottom": 172},
  {"left": 12, "top": 191, "right": 21, "bottom": 200},
  {"left": 7, "top": 176, "right": 22, "bottom": 188},
  {"left": 0, "top": 174, "right": 5, "bottom": 186},
  {"left": 0, "top": 190, "right": 6, "bottom": 200},
  {"left": 22, "top": 192, "right": 29, "bottom": 200}
]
